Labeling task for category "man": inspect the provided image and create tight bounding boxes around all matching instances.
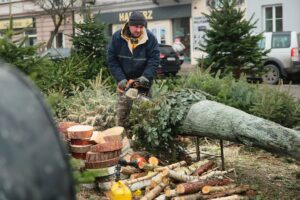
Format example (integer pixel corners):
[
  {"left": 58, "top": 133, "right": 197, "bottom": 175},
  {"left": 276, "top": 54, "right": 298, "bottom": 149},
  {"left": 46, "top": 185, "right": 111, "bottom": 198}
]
[{"left": 107, "top": 11, "right": 160, "bottom": 128}]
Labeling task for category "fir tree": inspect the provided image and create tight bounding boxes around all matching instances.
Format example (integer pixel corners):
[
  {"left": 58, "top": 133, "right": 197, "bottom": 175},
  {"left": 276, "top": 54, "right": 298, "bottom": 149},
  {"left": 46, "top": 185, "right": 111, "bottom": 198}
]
[
  {"left": 201, "top": 0, "right": 268, "bottom": 78},
  {"left": 72, "top": 13, "right": 108, "bottom": 79},
  {"left": 0, "top": 15, "right": 46, "bottom": 76}
]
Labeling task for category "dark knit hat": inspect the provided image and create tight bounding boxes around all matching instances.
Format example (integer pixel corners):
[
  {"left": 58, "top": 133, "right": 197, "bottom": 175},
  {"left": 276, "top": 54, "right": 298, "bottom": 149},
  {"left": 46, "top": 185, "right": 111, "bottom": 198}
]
[{"left": 129, "top": 11, "right": 146, "bottom": 26}]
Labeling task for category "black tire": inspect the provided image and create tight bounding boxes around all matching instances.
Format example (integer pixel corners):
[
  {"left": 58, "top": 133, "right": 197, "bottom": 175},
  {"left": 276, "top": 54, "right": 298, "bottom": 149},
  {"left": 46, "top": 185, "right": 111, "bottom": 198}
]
[
  {"left": 171, "top": 72, "right": 178, "bottom": 76},
  {"left": 262, "top": 64, "right": 281, "bottom": 84}
]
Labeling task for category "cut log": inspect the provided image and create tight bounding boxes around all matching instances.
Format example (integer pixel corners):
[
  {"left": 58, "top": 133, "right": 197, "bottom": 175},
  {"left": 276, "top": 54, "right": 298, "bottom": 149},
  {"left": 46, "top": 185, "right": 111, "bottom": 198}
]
[
  {"left": 121, "top": 166, "right": 140, "bottom": 175},
  {"left": 154, "top": 161, "right": 187, "bottom": 172},
  {"left": 70, "top": 144, "right": 92, "bottom": 153},
  {"left": 210, "top": 195, "right": 249, "bottom": 200},
  {"left": 155, "top": 194, "right": 166, "bottom": 200},
  {"left": 175, "top": 159, "right": 210, "bottom": 175},
  {"left": 89, "top": 131, "right": 106, "bottom": 144},
  {"left": 192, "top": 160, "right": 215, "bottom": 176},
  {"left": 176, "top": 178, "right": 231, "bottom": 194},
  {"left": 58, "top": 121, "right": 78, "bottom": 134},
  {"left": 199, "top": 169, "right": 234, "bottom": 180},
  {"left": 202, "top": 184, "right": 237, "bottom": 194},
  {"left": 141, "top": 163, "right": 157, "bottom": 171},
  {"left": 121, "top": 137, "right": 133, "bottom": 157},
  {"left": 172, "top": 185, "right": 249, "bottom": 200},
  {"left": 182, "top": 100, "right": 300, "bottom": 160},
  {"left": 171, "top": 192, "right": 202, "bottom": 200},
  {"left": 67, "top": 125, "right": 93, "bottom": 139},
  {"left": 90, "top": 126, "right": 124, "bottom": 144},
  {"left": 163, "top": 168, "right": 233, "bottom": 182},
  {"left": 86, "top": 150, "right": 121, "bottom": 162},
  {"left": 84, "top": 157, "right": 119, "bottom": 169},
  {"left": 130, "top": 172, "right": 148, "bottom": 180},
  {"left": 148, "top": 156, "right": 159, "bottom": 166},
  {"left": 140, "top": 182, "right": 167, "bottom": 200},
  {"left": 129, "top": 179, "right": 151, "bottom": 191},
  {"left": 58, "top": 121, "right": 78, "bottom": 138},
  {"left": 126, "top": 172, "right": 159, "bottom": 186},
  {"left": 90, "top": 140, "right": 123, "bottom": 152},
  {"left": 202, "top": 185, "right": 250, "bottom": 199},
  {"left": 150, "top": 173, "right": 163, "bottom": 188},
  {"left": 165, "top": 188, "right": 179, "bottom": 198},
  {"left": 70, "top": 138, "right": 92, "bottom": 145},
  {"left": 162, "top": 169, "right": 195, "bottom": 182}
]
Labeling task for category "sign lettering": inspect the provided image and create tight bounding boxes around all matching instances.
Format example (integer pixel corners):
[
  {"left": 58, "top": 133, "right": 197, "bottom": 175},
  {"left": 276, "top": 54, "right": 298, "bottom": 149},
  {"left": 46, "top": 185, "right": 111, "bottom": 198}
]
[{"left": 118, "top": 10, "right": 153, "bottom": 23}]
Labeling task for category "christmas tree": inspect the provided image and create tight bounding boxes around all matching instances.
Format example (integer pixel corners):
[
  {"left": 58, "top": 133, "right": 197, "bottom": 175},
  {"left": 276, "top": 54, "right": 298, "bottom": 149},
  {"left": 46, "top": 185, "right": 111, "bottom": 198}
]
[
  {"left": 201, "top": 0, "right": 268, "bottom": 78},
  {"left": 72, "top": 12, "right": 108, "bottom": 79}
]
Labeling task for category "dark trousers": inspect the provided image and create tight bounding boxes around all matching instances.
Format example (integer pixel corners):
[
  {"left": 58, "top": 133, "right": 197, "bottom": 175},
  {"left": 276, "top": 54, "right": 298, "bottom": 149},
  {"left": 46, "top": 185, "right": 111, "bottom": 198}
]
[{"left": 116, "top": 94, "right": 133, "bottom": 128}]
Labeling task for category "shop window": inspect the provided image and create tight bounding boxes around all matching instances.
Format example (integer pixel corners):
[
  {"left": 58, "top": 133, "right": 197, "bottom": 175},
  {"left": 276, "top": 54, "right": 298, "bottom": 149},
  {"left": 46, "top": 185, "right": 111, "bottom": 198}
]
[
  {"left": 172, "top": 18, "right": 190, "bottom": 59},
  {"left": 52, "top": 32, "right": 64, "bottom": 48},
  {"left": 264, "top": 5, "right": 283, "bottom": 32},
  {"left": 25, "top": 36, "right": 37, "bottom": 47},
  {"left": 56, "top": 32, "right": 64, "bottom": 48},
  {"left": 25, "top": 29, "right": 37, "bottom": 47}
]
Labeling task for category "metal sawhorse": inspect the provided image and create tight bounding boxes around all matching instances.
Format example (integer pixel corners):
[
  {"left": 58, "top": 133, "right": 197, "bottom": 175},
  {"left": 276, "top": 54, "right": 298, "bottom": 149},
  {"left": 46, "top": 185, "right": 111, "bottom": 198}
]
[{"left": 195, "top": 137, "right": 225, "bottom": 170}]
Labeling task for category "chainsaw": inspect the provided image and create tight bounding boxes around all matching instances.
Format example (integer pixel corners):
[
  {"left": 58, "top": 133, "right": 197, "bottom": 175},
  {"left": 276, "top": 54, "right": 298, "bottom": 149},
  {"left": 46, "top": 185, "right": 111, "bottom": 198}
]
[{"left": 117, "top": 79, "right": 151, "bottom": 101}]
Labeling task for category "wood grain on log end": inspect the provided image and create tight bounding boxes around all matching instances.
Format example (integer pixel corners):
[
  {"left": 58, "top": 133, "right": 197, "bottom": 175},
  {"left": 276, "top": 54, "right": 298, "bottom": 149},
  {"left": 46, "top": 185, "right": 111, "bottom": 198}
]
[
  {"left": 85, "top": 157, "right": 119, "bottom": 169},
  {"left": 67, "top": 125, "right": 93, "bottom": 139},
  {"left": 90, "top": 140, "right": 123, "bottom": 152},
  {"left": 86, "top": 150, "right": 121, "bottom": 162},
  {"left": 70, "top": 144, "right": 92, "bottom": 153}
]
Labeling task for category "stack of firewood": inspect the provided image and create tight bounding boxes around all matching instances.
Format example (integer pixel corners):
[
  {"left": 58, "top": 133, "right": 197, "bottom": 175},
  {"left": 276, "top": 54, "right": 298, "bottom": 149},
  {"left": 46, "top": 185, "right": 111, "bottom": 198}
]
[
  {"left": 58, "top": 124, "right": 128, "bottom": 169},
  {"left": 58, "top": 123, "right": 256, "bottom": 199},
  {"left": 118, "top": 159, "right": 256, "bottom": 200},
  {"left": 67, "top": 125, "right": 94, "bottom": 160},
  {"left": 85, "top": 127, "right": 124, "bottom": 169},
  {"left": 58, "top": 121, "right": 78, "bottom": 141}
]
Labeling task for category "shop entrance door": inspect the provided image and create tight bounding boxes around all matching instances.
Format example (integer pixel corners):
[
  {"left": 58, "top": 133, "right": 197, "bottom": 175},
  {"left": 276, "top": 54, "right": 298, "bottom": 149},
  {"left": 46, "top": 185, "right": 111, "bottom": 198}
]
[
  {"left": 150, "top": 27, "right": 167, "bottom": 44},
  {"left": 148, "top": 20, "right": 172, "bottom": 45}
]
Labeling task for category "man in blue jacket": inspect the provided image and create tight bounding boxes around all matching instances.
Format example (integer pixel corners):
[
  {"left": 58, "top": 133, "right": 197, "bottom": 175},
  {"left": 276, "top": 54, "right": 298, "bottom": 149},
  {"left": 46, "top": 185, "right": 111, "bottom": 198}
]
[{"left": 107, "top": 11, "right": 160, "bottom": 128}]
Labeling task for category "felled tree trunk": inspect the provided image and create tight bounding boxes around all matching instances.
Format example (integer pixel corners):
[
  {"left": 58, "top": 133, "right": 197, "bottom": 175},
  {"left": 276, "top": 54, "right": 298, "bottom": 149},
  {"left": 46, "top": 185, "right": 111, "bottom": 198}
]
[{"left": 181, "top": 100, "right": 300, "bottom": 160}]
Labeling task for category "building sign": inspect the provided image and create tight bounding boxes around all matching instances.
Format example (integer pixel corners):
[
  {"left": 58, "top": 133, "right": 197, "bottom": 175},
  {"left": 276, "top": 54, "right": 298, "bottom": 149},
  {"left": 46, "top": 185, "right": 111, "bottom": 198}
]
[
  {"left": 96, "top": 4, "right": 191, "bottom": 24},
  {"left": 0, "top": 18, "right": 33, "bottom": 30},
  {"left": 119, "top": 10, "right": 153, "bottom": 23},
  {"left": 193, "top": 16, "right": 209, "bottom": 51}
]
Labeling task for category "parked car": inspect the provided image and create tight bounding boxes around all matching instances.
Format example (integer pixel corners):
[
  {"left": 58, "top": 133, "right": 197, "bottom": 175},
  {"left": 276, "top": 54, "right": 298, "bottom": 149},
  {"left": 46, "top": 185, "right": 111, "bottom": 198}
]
[
  {"left": 156, "top": 44, "right": 182, "bottom": 76},
  {"left": 40, "top": 48, "right": 71, "bottom": 61},
  {"left": 259, "top": 31, "right": 300, "bottom": 84}
]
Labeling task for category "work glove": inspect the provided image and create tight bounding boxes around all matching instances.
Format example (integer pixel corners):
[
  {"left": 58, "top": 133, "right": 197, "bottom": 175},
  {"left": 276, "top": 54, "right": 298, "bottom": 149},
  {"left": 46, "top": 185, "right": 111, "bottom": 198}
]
[
  {"left": 118, "top": 79, "right": 127, "bottom": 90},
  {"left": 136, "top": 76, "right": 149, "bottom": 84}
]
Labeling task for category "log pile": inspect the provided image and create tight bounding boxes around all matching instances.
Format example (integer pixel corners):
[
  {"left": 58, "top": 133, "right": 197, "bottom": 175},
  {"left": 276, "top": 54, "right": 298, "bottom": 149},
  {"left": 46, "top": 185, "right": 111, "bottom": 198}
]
[
  {"left": 117, "top": 159, "right": 257, "bottom": 200},
  {"left": 86, "top": 127, "right": 124, "bottom": 169},
  {"left": 67, "top": 124, "right": 94, "bottom": 159},
  {"left": 58, "top": 124, "right": 132, "bottom": 182},
  {"left": 58, "top": 124, "right": 257, "bottom": 199}
]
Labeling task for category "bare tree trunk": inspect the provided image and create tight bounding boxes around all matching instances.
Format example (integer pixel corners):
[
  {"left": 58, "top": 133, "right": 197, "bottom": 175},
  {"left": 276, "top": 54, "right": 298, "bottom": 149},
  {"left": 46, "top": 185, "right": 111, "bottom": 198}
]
[
  {"left": 46, "top": 16, "right": 63, "bottom": 49},
  {"left": 181, "top": 100, "right": 300, "bottom": 160}
]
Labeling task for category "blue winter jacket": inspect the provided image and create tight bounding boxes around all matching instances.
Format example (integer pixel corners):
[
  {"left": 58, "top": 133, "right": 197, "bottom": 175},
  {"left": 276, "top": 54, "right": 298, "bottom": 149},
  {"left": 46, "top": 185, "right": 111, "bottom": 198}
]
[{"left": 107, "top": 24, "right": 160, "bottom": 83}]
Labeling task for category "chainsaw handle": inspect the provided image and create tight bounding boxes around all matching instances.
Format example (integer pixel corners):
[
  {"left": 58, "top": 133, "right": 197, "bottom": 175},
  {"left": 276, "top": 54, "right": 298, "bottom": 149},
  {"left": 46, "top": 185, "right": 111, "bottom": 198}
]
[{"left": 117, "top": 79, "right": 135, "bottom": 93}]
